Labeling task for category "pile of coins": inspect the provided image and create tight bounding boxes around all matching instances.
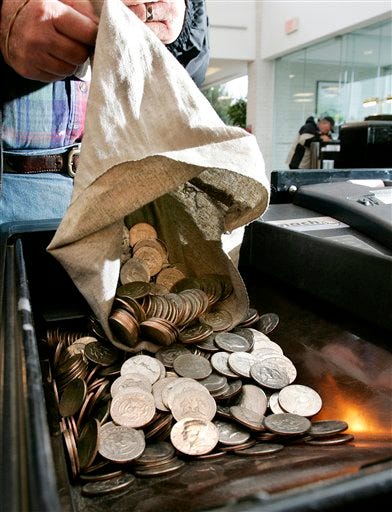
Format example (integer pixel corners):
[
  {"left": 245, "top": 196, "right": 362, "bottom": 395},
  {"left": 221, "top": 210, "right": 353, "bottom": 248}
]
[{"left": 43, "top": 221, "right": 353, "bottom": 497}]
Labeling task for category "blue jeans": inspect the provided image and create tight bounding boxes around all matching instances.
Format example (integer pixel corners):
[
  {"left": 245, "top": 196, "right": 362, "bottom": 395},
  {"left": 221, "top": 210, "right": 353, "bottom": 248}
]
[{"left": 0, "top": 172, "right": 73, "bottom": 225}]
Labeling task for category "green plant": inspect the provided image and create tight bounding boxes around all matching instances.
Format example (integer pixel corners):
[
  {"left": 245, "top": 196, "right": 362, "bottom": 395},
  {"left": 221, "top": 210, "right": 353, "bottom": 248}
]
[{"left": 227, "top": 98, "right": 247, "bottom": 129}]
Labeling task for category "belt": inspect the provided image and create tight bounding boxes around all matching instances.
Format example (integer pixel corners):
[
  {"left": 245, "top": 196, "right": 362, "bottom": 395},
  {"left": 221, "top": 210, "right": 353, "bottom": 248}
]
[{"left": 3, "top": 145, "right": 80, "bottom": 178}]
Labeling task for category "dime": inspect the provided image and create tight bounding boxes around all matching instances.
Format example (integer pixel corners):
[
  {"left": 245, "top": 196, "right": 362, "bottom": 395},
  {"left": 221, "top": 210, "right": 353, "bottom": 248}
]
[
  {"left": 98, "top": 422, "right": 145, "bottom": 462},
  {"left": 81, "top": 474, "right": 136, "bottom": 496},
  {"left": 308, "top": 419, "right": 349, "bottom": 437},
  {"left": 170, "top": 418, "right": 219, "bottom": 455},
  {"left": 278, "top": 384, "right": 322, "bottom": 417},
  {"left": 172, "top": 354, "right": 212, "bottom": 380},
  {"left": 110, "top": 390, "right": 156, "bottom": 428},
  {"left": 233, "top": 442, "right": 284, "bottom": 456},
  {"left": 263, "top": 413, "right": 311, "bottom": 435},
  {"left": 214, "top": 332, "right": 251, "bottom": 353}
]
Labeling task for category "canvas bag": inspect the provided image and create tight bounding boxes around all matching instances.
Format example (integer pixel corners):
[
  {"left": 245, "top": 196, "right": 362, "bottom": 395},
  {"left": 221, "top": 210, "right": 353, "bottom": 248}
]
[{"left": 47, "top": 0, "right": 270, "bottom": 343}]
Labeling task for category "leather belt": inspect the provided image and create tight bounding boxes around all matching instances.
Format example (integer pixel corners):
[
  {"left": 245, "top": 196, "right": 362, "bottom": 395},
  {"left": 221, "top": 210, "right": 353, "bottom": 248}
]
[{"left": 3, "top": 145, "right": 80, "bottom": 178}]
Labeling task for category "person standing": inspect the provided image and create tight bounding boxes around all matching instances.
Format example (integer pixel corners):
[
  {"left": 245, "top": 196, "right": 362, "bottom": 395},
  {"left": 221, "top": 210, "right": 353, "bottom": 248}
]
[
  {"left": 0, "top": 0, "right": 210, "bottom": 223},
  {"left": 286, "top": 115, "right": 335, "bottom": 169}
]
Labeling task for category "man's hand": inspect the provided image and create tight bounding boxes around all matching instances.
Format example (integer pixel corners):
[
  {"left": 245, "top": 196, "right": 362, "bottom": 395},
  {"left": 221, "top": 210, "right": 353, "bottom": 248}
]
[
  {"left": 0, "top": 0, "right": 98, "bottom": 82},
  {"left": 123, "top": 0, "right": 186, "bottom": 44}
]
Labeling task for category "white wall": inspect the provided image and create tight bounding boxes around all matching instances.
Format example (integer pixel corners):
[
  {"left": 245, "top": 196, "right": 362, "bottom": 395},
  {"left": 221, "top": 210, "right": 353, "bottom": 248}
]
[
  {"left": 206, "top": 0, "right": 256, "bottom": 60},
  {"left": 260, "top": 0, "right": 391, "bottom": 60}
]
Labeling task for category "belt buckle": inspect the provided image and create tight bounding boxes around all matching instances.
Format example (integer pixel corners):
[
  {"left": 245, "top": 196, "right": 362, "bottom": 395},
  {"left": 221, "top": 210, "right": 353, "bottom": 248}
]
[{"left": 67, "top": 145, "right": 80, "bottom": 178}]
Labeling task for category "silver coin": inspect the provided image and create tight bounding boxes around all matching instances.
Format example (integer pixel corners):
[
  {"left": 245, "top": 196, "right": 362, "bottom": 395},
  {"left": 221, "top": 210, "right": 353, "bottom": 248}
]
[
  {"left": 304, "top": 433, "right": 354, "bottom": 445},
  {"left": 110, "top": 390, "right": 156, "bottom": 428},
  {"left": 198, "top": 373, "right": 228, "bottom": 393},
  {"left": 98, "top": 422, "right": 145, "bottom": 462},
  {"left": 228, "top": 352, "right": 256, "bottom": 378},
  {"left": 229, "top": 405, "right": 265, "bottom": 431},
  {"left": 152, "top": 376, "right": 178, "bottom": 412},
  {"left": 258, "top": 313, "right": 280, "bottom": 334},
  {"left": 210, "top": 352, "right": 238, "bottom": 378},
  {"left": 233, "top": 442, "right": 284, "bottom": 456},
  {"left": 173, "top": 354, "right": 212, "bottom": 380},
  {"left": 268, "top": 392, "right": 285, "bottom": 414},
  {"left": 170, "top": 388, "right": 217, "bottom": 422},
  {"left": 238, "top": 384, "right": 268, "bottom": 417},
  {"left": 263, "top": 413, "right": 311, "bottom": 435},
  {"left": 81, "top": 474, "right": 136, "bottom": 496},
  {"left": 250, "top": 360, "right": 290, "bottom": 390},
  {"left": 155, "top": 344, "right": 191, "bottom": 368},
  {"left": 170, "top": 418, "right": 219, "bottom": 455},
  {"left": 214, "top": 332, "right": 251, "bottom": 353},
  {"left": 278, "top": 384, "right": 322, "bottom": 417},
  {"left": 121, "top": 354, "right": 162, "bottom": 384},
  {"left": 110, "top": 373, "right": 152, "bottom": 396},
  {"left": 308, "top": 419, "right": 349, "bottom": 437},
  {"left": 213, "top": 420, "right": 251, "bottom": 446}
]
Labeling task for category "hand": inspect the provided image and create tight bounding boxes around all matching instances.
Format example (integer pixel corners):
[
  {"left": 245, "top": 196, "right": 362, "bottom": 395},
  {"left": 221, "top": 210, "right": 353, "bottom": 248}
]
[
  {"left": 320, "top": 134, "right": 332, "bottom": 142},
  {"left": 122, "top": 0, "right": 186, "bottom": 44},
  {"left": 0, "top": 0, "right": 98, "bottom": 82}
]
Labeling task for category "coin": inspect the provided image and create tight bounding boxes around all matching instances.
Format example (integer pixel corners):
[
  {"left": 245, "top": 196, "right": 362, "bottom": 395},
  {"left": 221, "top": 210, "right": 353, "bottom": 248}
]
[
  {"left": 173, "top": 354, "right": 212, "bottom": 380},
  {"left": 278, "top": 384, "right": 322, "bottom": 417},
  {"left": 134, "top": 458, "right": 185, "bottom": 477},
  {"left": 155, "top": 265, "right": 187, "bottom": 291},
  {"left": 120, "top": 257, "right": 150, "bottom": 284},
  {"left": 201, "top": 309, "right": 233, "bottom": 332},
  {"left": 110, "top": 390, "right": 156, "bottom": 428},
  {"left": 155, "top": 344, "right": 191, "bottom": 368},
  {"left": 152, "top": 376, "right": 178, "bottom": 412},
  {"left": 129, "top": 222, "right": 158, "bottom": 247},
  {"left": 268, "top": 392, "right": 285, "bottom": 414},
  {"left": 308, "top": 420, "right": 349, "bottom": 437},
  {"left": 228, "top": 352, "right": 255, "bottom": 378},
  {"left": 110, "top": 373, "right": 152, "bottom": 396},
  {"left": 170, "top": 388, "right": 216, "bottom": 422},
  {"left": 98, "top": 422, "right": 145, "bottom": 462},
  {"left": 121, "top": 355, "right": 162, "bottom": 384},
  {"left": 132, "top": 246, "right": 165, "bottom": 277},
  {"left": 210, "top": 351, "right": 238, "bottom": 378},
  {"left": 304, "top": 433, "right": 354, "bottom": 445},
  {"left": 229, "top": 406, "right": 265, "bottom": 431},
  {"left": 133, "top": 441, "right": 175, "bottom": 466},
  {"left": 214, "top": 420, "right": 251, "bottom": 446},
  {"left": 198, "top": 373, "right": 228, "bottom": 393},
  {"left": 238, "top": 384, "right": 268, "bottom": 417},
  {"left": 81, "top": 474, "right": 136, "bottom": 496},
  {"left": 233, "top": 442, "right": 284, "bottom": 456},
  {"left": 170, "top": 418, "right": 219, "bottom": 455},
  {"left": 214, "top": 332, "right": 251, "bottom": 353},
  {"left": 58, "top": 377, "right": 87, "bottom": 417},
  {"left": 263, "top": 413, "right": 311, "bottom": 435},
  {"left": 77, "top": 418, "right": 99, "bottom": 470},
  {"left": 258, "top": 313, "right": 280, "bottom": 334},
  {"left": 250, "top": 359, "right": 291, "bottom": 390},
  {"left": 84, "top": 342, "right": 119, "bottom": 367}
]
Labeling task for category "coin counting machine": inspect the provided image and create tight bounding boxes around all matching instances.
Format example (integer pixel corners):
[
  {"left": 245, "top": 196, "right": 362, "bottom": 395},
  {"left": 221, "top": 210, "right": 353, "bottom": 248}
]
[{"left": 1, "top": 167, "right": 391, "bottom": 511}]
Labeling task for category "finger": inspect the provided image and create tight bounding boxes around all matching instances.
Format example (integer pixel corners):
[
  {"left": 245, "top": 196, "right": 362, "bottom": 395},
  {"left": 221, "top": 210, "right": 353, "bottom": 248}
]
[
  {"left": 127, "top": 4, "right": 146, "bottom": 21},
  {"left": 52, "top": 7, "right": 98, "bottom": 45},
  {"left": 60, "top": 0, "right": 99, "bottom": 23}
]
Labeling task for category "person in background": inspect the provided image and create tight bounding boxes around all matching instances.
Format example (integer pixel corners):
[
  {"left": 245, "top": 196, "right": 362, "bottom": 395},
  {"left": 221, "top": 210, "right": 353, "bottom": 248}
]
[
  {"left": 0, "top": 0, "right": 209, "bottom": 223},
  {"left": 286, "top": 115, "right": 335, "bottom": 169}
]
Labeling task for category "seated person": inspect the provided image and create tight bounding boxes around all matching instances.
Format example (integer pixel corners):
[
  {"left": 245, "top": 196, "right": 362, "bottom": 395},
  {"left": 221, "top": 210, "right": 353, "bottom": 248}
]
[{"left": 286, "top": 115, "right": 335, "bottom": 169}]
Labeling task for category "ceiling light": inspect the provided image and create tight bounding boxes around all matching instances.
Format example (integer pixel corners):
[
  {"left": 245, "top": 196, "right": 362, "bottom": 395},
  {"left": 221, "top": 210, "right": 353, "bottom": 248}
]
[{"left": 362, "top": 97, "right": 379, "bottom": 108}]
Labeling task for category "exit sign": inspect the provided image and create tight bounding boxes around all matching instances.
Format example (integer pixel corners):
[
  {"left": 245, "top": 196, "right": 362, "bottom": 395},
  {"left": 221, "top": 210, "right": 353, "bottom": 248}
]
[{"left": 285, "top": 17, "right": 299, "bottom": 34}]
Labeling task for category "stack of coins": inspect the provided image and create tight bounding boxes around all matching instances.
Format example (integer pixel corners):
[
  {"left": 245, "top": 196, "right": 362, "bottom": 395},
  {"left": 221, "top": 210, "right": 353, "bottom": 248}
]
[{"left": 42, "top": 221, "right": 353, "bottom": 496}]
